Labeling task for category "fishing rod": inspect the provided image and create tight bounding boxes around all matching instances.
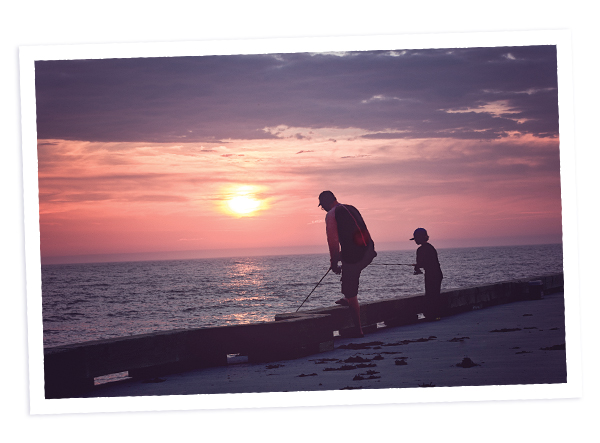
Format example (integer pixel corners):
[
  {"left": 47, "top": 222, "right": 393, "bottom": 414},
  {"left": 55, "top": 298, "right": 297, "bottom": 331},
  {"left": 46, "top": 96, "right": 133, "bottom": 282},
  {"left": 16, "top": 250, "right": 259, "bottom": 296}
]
[
  {"left": 296, "top": 263, "right": 414, "bottom": 312},
  {"left": 296, "top": 267, "right": 331, "bottom": 312}
]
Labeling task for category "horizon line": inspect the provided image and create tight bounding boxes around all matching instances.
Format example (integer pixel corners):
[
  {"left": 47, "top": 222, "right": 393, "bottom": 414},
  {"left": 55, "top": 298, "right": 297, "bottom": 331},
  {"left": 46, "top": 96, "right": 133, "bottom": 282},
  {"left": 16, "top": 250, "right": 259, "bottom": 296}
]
[{"left": 40, "top": 239, "right": 562, "bottom": 266}]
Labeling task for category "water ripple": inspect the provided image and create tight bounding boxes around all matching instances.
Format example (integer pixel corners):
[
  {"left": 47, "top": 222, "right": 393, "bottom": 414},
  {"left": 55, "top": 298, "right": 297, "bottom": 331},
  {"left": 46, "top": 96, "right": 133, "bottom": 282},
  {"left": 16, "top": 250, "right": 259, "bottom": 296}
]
[{"left": 41, "top": 244, "right": 563, "bottom": 347}]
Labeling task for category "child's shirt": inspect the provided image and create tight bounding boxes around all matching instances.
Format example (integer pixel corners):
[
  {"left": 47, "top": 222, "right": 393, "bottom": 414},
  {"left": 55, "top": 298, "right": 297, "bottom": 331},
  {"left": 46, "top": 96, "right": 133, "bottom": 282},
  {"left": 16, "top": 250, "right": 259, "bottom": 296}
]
[{"left": 416, "top": 242, "right": 443, "bottom": 280}]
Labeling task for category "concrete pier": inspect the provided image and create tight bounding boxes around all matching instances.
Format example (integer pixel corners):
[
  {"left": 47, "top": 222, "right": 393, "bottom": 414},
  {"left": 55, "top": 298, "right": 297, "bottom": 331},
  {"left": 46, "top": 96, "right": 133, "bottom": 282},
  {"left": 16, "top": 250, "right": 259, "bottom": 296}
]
[{"left": 43, "top": 273, "right": 563, "bottom": 399}]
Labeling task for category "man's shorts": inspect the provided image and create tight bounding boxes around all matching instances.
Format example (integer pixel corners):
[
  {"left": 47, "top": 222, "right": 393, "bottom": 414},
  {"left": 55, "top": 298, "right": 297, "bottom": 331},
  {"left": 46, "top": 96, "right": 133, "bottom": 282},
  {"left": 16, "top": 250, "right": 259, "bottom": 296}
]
[{"left": 341, "top": 242, "right": 377, "bottom": 299}]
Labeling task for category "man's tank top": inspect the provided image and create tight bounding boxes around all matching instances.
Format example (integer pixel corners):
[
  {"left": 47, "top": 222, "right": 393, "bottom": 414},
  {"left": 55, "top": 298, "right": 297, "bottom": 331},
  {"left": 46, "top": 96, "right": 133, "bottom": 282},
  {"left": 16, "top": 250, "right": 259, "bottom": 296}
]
[{"left": 334, "top": 204, "right": 372, "bottom": 264}]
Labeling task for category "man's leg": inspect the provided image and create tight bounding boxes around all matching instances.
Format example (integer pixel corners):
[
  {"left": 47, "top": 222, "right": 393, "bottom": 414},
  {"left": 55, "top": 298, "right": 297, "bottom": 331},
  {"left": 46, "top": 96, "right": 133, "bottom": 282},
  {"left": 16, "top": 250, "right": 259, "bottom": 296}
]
[
  {"left": 341, "top": 263, "right": 364, "bottom": 336},
  {"left": 345, "top": 296, "right": 363, "bottom": 336}
]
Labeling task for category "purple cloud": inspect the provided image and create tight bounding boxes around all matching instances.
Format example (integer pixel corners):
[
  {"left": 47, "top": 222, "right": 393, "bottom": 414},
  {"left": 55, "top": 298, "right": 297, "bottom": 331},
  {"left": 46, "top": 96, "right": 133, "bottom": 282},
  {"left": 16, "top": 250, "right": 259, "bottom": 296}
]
[{"left": 34, "top": 46, "right": 558, "bottom": 143}]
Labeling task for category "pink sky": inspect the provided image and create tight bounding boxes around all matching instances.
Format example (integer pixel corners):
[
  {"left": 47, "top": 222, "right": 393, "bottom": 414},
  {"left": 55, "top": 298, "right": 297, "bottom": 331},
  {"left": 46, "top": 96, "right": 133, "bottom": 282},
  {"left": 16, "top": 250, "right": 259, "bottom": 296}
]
[
  {"left": 37, "top": 131, "right": 562, "bottom": 263},
  {"left": 35, "top": 47, "right": 563, "bottom": 263}
]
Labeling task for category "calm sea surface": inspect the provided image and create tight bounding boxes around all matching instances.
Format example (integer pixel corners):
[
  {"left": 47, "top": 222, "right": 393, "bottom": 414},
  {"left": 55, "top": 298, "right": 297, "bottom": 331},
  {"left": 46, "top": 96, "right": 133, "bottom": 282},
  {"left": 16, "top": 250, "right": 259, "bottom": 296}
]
[{"left": 41, "top": 244, "right": 563, "bottom": 348}]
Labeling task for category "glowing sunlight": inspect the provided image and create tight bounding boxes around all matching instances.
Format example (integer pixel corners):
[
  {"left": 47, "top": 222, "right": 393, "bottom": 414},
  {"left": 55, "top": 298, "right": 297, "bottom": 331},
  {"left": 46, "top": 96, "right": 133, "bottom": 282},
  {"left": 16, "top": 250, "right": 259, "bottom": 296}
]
[
  {"left": 228, "top": 195, "right": 261, "bottom": 215},
  {"left": 222, "top": 185, "right": 265, "bottom": 217}
]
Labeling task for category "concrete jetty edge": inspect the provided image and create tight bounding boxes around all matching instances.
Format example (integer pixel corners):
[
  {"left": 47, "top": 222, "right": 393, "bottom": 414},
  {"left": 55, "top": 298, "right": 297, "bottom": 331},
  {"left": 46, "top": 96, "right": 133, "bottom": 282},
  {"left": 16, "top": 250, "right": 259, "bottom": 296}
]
[{"left": 43, "top": 272, "right": 563, "bottom": 399}]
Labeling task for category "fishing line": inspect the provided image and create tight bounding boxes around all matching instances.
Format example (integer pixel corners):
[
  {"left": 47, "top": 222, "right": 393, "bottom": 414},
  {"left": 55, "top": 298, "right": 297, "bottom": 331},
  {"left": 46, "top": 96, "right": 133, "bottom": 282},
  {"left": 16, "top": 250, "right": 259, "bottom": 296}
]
[
  {"left": 370, "top": 263, "right": 414, "bottom": 266},
  {"left": 296, "top": 267, "right": 331, "bottom": 312}
]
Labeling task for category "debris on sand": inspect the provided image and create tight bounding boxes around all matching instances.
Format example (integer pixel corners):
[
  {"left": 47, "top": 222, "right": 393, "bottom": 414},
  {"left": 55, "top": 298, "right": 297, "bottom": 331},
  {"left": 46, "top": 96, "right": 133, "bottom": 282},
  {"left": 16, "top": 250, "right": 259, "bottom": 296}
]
[
  {"left": 310, "top": 358, "right": 339, "bottom": 365},
  {"left": 541, "top": 343, "right": 566, "bottom": 351},
  {"left": 323, "top": 365, "right": 357, "bottom": 371},
  {"left": 343, "top": 355, "right": 371, "bottom": 363},
  {"left": 382, "top": 336, "right": 437, "bottom": 347},
  {"left": 448, "top": 337, "right": 470, "bottom": 342},
  {"left": 353, "top": 373, "right": 381, "bottom": 381},
  {"left": 356, "top": 363, "right": 377, "bottom": 369},
  {"left": 338, "top": 341, "right": 384, "bottom": 350},
  {"left": 142, "top": 377, "right": 166, "bottom": 383},
  {"left": 265, "top": 364, "right": 285, "bottom": 369},
  {"left": 353, "top": 370, "right": 380, "bottom": 381},
  {"left": 456, "top": 357, "right": 480, "bottom": 368}
]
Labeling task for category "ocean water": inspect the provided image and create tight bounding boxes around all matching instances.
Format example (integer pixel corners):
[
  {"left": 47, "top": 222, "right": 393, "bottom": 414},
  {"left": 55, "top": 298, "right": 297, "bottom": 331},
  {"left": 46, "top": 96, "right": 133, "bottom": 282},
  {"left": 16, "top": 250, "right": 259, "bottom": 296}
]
[{"left": 41, "top": 244, "right": 563, "bottom": 349}]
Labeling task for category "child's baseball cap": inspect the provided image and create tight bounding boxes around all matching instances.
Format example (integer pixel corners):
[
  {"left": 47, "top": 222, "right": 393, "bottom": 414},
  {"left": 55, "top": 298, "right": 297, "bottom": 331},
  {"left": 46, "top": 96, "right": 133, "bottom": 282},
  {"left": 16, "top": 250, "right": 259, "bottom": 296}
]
[{"left": 410, "top": 228, "right": 428, "bottom": 240}]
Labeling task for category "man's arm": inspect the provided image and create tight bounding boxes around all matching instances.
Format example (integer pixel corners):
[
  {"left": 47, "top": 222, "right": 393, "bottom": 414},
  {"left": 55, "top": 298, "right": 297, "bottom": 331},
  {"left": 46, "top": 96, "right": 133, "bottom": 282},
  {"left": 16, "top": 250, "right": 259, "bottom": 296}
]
[{"left": 325, "top": 208, "right": 341, "bottom": 273}]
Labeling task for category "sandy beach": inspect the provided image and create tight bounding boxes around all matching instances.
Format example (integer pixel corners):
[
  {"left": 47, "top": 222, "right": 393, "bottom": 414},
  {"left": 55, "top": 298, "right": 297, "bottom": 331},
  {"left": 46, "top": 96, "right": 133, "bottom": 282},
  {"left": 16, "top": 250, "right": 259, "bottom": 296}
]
[{"left": 79, "top": 290, "right": 566, "bottom": 399}]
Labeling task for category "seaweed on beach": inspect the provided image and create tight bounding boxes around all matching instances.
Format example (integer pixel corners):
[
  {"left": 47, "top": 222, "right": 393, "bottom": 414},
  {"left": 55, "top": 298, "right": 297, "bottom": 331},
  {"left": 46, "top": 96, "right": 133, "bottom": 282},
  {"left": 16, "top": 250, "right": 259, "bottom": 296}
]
[
  {"left": 323, "top": 365, "right": 357, "bottom": 371},
  {"left": 383, "top": 336, "right": 437, "bottom": 346},
  {"left": 490, "top": 328, "right": 522, "bottom": 333},
  {"left": 298, "top": 373, "right": 318, "bottom": 377},
  {"left": 448, "top": 337, "right": 470, "bottom": 342},
  {"left": 310, "top": 358, "right": 339, "bottom": 364},
  {"left": 353, "top": 375, "right": 371, "bottom": 381},
  {"left": 141, "top": 377, "right": 166, "bottom": 383},
  {"left": 456, "top": 357, "right": 480, "bottom": 368},
  {"left": 418, "top": 382, "right": 435, "bottom": 387},
  {"left": 541, "top": 343, "right": 566, "bottom": 351},
  {"left": 338, "top": 341, "right": 384, "bottom": 350},
  {"left": 340, "top": 386, "right": 363, "bottom": 390},
  {"left": 265, "top": 364, "right": 285, "bottom": 369},
  {"left": 353, "top": 370, "right": 381, "bottom": 381},
  {"left": 343, "top": 355, "right": 371, "bottom": 363},
  {"left": 356, "top": 363, "right": 377, "bottom": 369}
]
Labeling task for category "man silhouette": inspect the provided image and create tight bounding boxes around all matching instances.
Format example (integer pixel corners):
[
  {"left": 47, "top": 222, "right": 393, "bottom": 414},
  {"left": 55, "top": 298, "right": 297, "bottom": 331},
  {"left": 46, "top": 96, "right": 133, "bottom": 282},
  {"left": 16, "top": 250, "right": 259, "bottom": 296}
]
[{"left": 318, "top": 191, "right": 377, "bottom": 337}]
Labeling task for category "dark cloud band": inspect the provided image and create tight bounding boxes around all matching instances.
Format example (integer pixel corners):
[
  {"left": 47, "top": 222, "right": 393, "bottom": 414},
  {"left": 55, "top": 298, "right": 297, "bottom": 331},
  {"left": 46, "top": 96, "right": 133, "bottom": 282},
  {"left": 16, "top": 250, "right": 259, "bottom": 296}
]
[{"left": 34, "top": 46, "right": 558, "bottom": 143}]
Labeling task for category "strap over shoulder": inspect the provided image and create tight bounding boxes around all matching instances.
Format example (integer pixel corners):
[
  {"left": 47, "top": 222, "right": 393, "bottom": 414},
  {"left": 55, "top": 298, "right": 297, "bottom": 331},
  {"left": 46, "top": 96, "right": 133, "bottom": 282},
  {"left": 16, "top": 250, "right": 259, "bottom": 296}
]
[{"left": 339, "top": 204, "right": 370, "bottom": 247}]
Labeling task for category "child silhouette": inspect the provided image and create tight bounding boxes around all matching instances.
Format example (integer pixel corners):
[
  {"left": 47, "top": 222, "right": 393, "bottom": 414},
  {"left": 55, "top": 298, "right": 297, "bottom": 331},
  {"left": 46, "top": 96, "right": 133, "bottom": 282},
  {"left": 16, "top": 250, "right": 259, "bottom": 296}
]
[{"left": 411, "top": 228, "right": 444, "bottom": 321}]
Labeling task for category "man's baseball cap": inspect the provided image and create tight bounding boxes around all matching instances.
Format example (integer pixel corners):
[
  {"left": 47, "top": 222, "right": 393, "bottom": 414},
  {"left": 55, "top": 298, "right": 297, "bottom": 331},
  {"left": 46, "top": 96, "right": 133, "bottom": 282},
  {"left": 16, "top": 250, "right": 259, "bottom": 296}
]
[
  {"left": 318, "top": 190, "right": 336, "bottom": 207},
  {"left": 410, "top": 228, "right": 428, "bottom": 240}
]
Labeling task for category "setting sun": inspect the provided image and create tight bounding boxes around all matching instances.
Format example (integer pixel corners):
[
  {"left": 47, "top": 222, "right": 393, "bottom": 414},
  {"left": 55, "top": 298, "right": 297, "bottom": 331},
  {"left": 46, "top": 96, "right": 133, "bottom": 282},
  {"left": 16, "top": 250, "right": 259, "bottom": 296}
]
[
  {"left": 221, "top": 185, "right": 266, "bottom": 217},
  {"left": 228, "top": 195, "right": 261, "bottom": 215}
]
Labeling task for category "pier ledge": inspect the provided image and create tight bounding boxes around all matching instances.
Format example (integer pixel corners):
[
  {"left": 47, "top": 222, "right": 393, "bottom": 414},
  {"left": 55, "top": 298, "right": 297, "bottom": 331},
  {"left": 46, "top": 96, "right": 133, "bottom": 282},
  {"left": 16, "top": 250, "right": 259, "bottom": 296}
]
[{"left": 43, "top": 273, "right": 563, "bottom": 399}]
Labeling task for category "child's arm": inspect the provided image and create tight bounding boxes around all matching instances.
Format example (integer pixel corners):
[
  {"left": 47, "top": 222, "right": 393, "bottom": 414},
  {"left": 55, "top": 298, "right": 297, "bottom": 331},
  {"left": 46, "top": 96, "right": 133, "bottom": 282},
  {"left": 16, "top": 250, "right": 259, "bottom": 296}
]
[{"left": 413, "top": 248, "right": 424, "bottom": 274}]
